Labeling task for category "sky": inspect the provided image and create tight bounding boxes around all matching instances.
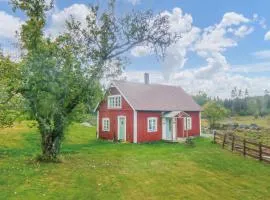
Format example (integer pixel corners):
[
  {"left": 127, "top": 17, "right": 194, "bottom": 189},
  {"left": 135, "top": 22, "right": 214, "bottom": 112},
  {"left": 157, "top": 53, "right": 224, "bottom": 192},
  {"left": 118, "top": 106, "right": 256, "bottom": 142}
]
[{"left": 1, "top": 0, "right": 270, "bottom": 98}]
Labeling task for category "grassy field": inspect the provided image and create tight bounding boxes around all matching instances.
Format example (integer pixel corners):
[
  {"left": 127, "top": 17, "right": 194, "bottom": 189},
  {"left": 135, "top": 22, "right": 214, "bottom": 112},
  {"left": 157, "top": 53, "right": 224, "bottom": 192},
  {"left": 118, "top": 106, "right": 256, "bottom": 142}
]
[
  {"left": 202, "top": 115, "right": 270, "bottom": 145},
  {"left": 202, "top": 115, "right": 270, "bottom": 129},
  {"left": 1, "top": 122, "right": 270, "bottom": 200},
  {"left": 221, "top": 115, "right": 270, "bottom": 128}
]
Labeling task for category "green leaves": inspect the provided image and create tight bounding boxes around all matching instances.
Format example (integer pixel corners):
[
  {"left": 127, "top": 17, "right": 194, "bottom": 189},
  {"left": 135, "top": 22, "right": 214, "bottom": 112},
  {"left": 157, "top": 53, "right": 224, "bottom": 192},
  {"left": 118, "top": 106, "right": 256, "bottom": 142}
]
[
  {"left": 203, "top": 101, "right": 229, "bottom": 129},
  {"left": 5, "top": 0, "right": 176, "bottom": 158}
]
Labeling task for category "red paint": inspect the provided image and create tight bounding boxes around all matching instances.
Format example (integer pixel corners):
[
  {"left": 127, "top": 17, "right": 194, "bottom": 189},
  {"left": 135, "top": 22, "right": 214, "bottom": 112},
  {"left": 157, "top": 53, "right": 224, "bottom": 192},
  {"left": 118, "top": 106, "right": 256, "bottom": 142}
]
[
  {"left": 176, "top": 112, "right": 200, "bottom": 137},
  {"left": 137, "top": 111, "right": 162, "bottom": 143},
  {"left": 185, "top": 111, "right": 200, "bottom": 136},
  {"left": 97, "top": 87, "right": 201, "bottom": 143},
  {"left": 177, "top": 118, "right": 185, "bottom": 137},
  {"left": 98, "top": 87, "right": 134, "bottom": 142}
]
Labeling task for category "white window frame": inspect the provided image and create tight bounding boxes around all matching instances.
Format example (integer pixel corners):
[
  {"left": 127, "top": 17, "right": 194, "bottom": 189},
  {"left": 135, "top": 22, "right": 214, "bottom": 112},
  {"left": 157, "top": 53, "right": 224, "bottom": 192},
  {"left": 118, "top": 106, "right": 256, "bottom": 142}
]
[
  {"left": 147, "top": 117, "right": 158, "bottom": 132},
  {"left": 184, "top": 117, "right": 192, "bottom": 130},
  {"left": 107, "top": 95, "right": 122, "bottom": 109},
  {"left": 102, "top": 118, "right": 110, "bottom": 132}
]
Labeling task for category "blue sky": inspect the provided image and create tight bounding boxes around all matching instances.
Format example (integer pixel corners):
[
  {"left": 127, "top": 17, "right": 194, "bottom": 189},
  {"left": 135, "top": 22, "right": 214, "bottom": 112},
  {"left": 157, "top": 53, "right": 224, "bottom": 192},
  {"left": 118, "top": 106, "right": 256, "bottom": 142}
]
[{"left": 1, "top": 0, "right": 270, "bottom": 98}]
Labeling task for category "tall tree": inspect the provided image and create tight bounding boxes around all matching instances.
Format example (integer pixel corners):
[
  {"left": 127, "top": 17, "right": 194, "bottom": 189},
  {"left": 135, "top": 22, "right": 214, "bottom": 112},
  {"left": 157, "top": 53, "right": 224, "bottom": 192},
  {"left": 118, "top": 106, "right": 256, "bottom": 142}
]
[{"left": 10, "top": 0, "right": 178, "bottom": 160}]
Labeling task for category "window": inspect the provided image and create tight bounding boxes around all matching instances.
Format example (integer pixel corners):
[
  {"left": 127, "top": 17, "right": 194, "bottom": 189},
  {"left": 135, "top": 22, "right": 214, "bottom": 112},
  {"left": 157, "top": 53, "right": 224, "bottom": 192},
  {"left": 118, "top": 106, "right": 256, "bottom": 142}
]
[
  {"left": 102, "top": 118, "right": 110, "bottom": 131},
  {"left": 184, "top": 117, "right": 192, "bottom": 130},
  {"left": 108, "top": 95, "right": 121, "bottom": 109},
  {"left": 147, "top": 117, "right": 158, "bottom": 132}
]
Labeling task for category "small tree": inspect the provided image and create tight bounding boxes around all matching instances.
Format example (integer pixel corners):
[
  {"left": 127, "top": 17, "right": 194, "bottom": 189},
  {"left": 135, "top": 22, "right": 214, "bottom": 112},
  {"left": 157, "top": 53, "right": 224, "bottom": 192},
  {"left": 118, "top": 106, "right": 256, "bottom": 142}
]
[
  {"left": 0, "top": 52, "right": 23, "bottom": 127},
  {"left": 203, "top": 101, "right": 228, "bottom": 129}
]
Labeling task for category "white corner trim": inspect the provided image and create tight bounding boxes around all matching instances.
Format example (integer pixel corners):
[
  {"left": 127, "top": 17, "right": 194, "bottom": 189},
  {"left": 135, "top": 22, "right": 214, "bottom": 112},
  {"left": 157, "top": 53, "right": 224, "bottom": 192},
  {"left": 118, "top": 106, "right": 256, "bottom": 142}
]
[
  {"left": 162, "top": 118, "right": 166, "bottom": 140},
  {"left": 97, "top": 111, "right": 99, "bottom": 138},
  {"left": 133, "top": 111, "right": 137, "bottom": 143}
]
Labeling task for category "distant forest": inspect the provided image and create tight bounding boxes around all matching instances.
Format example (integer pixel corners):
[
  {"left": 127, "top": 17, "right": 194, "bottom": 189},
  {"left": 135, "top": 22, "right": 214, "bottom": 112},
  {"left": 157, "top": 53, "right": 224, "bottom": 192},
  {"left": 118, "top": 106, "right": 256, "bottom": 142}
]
[{"left": 193, "top": 87, "right": 270, "bottom": 117}]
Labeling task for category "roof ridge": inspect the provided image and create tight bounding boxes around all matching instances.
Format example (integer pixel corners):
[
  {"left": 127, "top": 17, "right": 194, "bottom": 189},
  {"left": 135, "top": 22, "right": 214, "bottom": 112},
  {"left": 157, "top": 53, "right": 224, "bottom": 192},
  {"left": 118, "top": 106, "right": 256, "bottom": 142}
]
[{"left": 113, "top": 79, "right": 185, "bottom": 89}]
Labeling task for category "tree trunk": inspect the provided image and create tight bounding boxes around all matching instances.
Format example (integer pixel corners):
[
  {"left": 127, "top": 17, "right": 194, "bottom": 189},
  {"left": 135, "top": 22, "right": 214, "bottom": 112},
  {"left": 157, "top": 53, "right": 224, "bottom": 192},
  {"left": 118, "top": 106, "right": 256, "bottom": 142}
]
[
  {"left": 41, "top": 132, "right": 61, "bottom": 159},
  {"left": 38, "top": 114, "right": 65, "bottom": 160}
]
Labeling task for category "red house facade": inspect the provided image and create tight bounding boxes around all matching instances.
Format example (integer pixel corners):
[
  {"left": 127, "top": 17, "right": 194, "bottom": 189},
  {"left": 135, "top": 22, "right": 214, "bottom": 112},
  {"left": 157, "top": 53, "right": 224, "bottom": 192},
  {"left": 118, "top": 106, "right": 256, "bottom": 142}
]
[{"left": 96, "top": 75, "right": 201, "bottom": 143}]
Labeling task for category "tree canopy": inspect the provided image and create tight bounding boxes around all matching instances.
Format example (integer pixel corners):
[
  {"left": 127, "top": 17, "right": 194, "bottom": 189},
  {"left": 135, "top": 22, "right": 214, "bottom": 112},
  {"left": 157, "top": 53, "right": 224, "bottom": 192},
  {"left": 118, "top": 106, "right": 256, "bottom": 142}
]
[
  {"left": 2, "top": 0, "right": 178, "bottom": 160},
  {"left": 203, "top": 101, "right": 228, "bottom": 129}
]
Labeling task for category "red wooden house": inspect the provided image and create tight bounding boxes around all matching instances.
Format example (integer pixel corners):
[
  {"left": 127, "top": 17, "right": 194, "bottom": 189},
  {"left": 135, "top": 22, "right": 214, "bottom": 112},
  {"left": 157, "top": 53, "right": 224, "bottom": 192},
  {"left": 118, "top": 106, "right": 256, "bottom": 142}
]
[{"left": 95, "top": 73, "right": 201, "bottom": 143}]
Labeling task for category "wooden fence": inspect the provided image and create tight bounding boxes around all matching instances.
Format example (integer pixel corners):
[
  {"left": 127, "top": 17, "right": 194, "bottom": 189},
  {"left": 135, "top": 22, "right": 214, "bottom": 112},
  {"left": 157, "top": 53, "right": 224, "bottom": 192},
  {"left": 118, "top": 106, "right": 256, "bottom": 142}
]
[{"left": 213, "top": 131, "right": 270, "bottom": 164}]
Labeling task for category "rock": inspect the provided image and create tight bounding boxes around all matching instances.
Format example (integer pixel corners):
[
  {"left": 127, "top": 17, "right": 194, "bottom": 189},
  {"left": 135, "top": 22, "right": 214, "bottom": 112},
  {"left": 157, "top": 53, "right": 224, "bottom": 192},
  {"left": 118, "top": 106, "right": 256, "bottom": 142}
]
[
  {"left": 81, "top": 122, "right": 93, "bottom": 127},
  {"left": 239, "top": 124, "right": 249, "bottom": 129}
]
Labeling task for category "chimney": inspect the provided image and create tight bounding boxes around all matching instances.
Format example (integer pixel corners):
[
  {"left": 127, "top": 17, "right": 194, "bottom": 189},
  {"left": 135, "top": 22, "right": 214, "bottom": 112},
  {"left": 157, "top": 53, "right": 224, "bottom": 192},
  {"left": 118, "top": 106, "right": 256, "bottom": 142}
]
[{"left": 144, "top": 73, "right": 149, "bottom": 84}]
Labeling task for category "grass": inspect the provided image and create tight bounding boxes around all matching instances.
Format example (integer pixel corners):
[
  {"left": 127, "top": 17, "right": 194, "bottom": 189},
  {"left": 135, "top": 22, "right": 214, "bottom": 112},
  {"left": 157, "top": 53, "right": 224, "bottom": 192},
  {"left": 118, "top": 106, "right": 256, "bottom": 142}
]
[
  {"left": 202, "top": 115, "right": 270, "bottom": 129},
  {"left": 1, "top": 122, "right": 270, "bottom": 200},
  {"left": 221, "top": 115, "right": 270, "bottom": 128},
  {"left": 202, "top": 115, "right": 270, "bottom": 145}
]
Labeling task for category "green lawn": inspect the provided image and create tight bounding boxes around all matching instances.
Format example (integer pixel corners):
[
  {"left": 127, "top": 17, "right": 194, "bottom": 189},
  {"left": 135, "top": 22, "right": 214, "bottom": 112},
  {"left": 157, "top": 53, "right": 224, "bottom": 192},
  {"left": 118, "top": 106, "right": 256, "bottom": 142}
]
[{"left": 1, "top": 122, "right": 270, "bottom": 200}]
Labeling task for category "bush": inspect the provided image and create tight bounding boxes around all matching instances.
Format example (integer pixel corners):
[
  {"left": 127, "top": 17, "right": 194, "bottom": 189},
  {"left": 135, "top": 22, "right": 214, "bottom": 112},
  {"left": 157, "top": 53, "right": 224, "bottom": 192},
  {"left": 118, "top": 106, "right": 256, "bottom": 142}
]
[{"left": 185, "top": 137, "right": 195, "bottom": 147}]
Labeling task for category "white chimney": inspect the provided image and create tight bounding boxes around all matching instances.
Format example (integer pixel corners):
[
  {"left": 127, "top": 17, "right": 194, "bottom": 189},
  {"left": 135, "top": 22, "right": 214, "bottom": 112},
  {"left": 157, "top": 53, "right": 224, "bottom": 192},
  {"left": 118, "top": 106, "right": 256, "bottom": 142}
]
[{"left": 144, "top": 73, "right": 149, "bottom": 84}]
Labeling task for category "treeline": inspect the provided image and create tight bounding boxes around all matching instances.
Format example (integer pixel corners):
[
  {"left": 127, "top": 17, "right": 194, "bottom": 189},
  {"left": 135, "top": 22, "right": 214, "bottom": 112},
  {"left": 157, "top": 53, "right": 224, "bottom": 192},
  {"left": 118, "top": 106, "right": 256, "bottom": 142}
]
[{"left": 193, "top": 87, "right": 270, "bottom": 117}]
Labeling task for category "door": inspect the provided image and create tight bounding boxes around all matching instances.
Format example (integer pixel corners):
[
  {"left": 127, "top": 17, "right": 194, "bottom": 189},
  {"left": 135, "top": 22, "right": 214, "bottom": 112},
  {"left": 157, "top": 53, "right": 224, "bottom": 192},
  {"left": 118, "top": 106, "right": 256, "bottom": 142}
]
[
  {"left": 177, "top": 118, "right": 185, "bottom": 138},
  {"left": 118, "top": 116, "right": 126, "bottom": 141},
  {"left": 166, "top": 118, "right": 172, "bottom": 140}
]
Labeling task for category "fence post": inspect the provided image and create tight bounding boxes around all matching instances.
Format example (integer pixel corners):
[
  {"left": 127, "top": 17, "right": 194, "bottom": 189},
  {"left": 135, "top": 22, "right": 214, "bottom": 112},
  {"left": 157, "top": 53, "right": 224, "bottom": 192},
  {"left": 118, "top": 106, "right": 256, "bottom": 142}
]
[
  {"left": 231, "top": 135, "right": 235, "bottom": 151},
  {"left": 222, "top": 134, "right": 227, "bottom": 149},
  {"left": 259, "top": 142, "right": 262, "bottom": 161},
  {"left": 213, "top": 130, "right": 216, "bottom": 143},
  {"left": 243, "top": 139, "right": 246, "bottom": 156}
]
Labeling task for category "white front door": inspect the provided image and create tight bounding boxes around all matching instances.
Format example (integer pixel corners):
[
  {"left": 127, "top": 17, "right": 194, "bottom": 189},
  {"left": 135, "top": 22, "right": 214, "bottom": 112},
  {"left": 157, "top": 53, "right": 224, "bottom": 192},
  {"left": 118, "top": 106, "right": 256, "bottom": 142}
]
[
  {"left": 166, "top": 118, "right": 172, "bottom": 140},
  {"left": 163, "top": 117, "right": 176, "bottom": 141},
  {"left": 118, "top": 116, "right": 126, "bottom": 141}
]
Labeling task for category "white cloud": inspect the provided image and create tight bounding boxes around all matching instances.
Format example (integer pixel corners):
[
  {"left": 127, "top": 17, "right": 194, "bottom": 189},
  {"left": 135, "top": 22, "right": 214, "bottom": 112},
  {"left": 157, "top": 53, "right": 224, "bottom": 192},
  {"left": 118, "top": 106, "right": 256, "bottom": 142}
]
[
  {"left": 0, "top": 11, "right": 23, "bottom": 40},
  {"left": 252, "top": 50, "right": 270, "bottom": 60},
  {"left": 127, "top": 0, "right": 141, "bottom": 5},
  {"left": 126, "top": 9, "right": 268, "bottom": 98},
  {"left": 219, "top": 12, "right": 249, "bottom": 28},
  {"left": 131, "top": 45, "right": 152, "bottom": 57},
  {"left": 195, "top": 26, "right": 237, "bottom": 53},
  {"left": 195, "top": 12, "right": 251, "bottom": 53},
  {"left": 232, "top": 62, "right": 270, "bottom": 73},
  {"left": 160, "top": 8, "right": 200, "bottom": 80},
  {"left": 130, "top": 9, "right": 254, "bottom": 82},
  {"left": 253, "top": 13, "right": 267, "bottom": 29},
  {"left": 233, "top": 25, "right": 254, "bottom": 38},
  {"left": 46, "top": 4, "right": 90, "bottom": 38},
  {"left": 0, "top": 11, "right": 23, "bottom": 61},
  {"left": 264, "top": 31, "right": 270, "bottom": 41},
  {"left": 125, "top": 69, "right": 270, "bottom": 98},
  {"left": 194, "top": 53, "right": 229, "bottom": 79},
  {"left": 193, "top": 12, "right": 253, "bottom": 80}
]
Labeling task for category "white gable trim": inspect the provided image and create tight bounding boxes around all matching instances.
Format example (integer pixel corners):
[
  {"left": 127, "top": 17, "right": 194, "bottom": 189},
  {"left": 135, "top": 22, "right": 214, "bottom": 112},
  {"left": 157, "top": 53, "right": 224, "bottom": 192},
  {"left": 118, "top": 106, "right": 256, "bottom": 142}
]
[{"left": 111, "top": 81, "right": 136, "bottom": 111}]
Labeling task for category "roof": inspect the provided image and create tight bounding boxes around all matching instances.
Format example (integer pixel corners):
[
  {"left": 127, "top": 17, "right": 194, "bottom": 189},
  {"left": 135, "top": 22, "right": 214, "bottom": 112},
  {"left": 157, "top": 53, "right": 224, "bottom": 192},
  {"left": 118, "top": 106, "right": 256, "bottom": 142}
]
[
  {"left": 163, "top": 111, "right": 191, "bottom": 118},
  {"left": 112, "top": 80, "right": 201, "bottom": 111}
]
